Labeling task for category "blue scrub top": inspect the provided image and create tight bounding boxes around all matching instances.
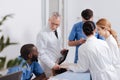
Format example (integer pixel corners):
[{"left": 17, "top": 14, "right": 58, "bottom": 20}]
[
  {"left": 7, "top": 57, "right": 44, "bottom": 80},
  {"left": 69, "top": 21, "right": 104, "bottom": 63}
]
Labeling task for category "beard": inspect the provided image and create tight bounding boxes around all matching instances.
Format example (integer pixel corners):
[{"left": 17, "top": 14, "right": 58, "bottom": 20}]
[{"left": 31, "top": 56, "right": 38, "bottom": 62}]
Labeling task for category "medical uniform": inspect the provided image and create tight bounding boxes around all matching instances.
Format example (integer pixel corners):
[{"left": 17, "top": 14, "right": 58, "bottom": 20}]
[
  {"left": 69, "top": 21, "right": 104, "bottom": 63},
  {"left": 106, "top": 35, "right": 120, "bottom": 79},
  {"left": 68, "top": 36, "right": 118, "bottom": 80},
  {"left": 36, "top": 26, "right": 63, "bottom": 77},
  {"left": 7, "top": 57, "right": 44, "bottom": 80}
]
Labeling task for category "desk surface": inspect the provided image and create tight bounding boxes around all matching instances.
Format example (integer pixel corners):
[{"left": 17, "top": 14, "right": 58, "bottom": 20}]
[{"left": 49, "top": 71, "right": 90, "bottom": 80}]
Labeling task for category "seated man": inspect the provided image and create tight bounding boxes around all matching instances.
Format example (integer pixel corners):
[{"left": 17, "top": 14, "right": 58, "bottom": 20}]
[{"left": 7, "top": 44, "right": 47, "bottom": 80}]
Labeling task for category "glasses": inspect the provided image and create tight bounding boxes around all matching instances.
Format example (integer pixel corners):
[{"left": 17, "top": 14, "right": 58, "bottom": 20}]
[{"left": 51, "top": 23, "right": 60, "bottom": 26}]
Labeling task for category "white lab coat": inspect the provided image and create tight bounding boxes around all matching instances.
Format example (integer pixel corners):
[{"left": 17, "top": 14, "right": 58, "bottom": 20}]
[
  {"left": 106, "top": 35, "right": 120, "bottom": 63},
  {"left": 36, "top": 26, "right": 62, "bottom": 77},
  {"left": 68, "top": 36, "right": 118, "bottom": 80},
  {"left": 106, "top": 35, "right": 120, "bottom": 79}
]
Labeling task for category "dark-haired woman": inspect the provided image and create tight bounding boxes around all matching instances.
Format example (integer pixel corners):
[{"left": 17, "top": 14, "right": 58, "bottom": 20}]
[{"left": 66, "top": 21, "right": 118, "bottom": 80}]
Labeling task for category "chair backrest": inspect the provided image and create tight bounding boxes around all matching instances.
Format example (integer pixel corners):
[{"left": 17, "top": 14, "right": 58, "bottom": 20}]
[{"left": 0, "top": 71, "right": 22, "bottom": 80}]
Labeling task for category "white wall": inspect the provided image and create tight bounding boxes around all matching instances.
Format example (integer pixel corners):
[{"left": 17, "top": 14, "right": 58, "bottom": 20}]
[
  {"left": 1, "top": 0, "right": 120, "bottom": 65},
  {"left": 65, "top": 0, "right": 120, "bottom": 37},
  {"left": 49, "top": 0, "right": 59, "bottom": 16},
  {"left": 0, "top": 0, "right": 42, "bottom": 60},
  {"left": 64, "top": 0, "right": 120, "bottom": 63}
]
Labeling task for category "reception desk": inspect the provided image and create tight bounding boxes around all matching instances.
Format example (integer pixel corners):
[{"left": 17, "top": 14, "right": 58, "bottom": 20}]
[{"left": 49, "top": 71, "right": 90, "bottom": 80}]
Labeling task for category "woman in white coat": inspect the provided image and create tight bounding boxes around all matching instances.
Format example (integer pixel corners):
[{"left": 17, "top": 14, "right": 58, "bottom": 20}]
[
  {"left": 66, "top": 21, "right": 118, "bottom": 80},
  {"left": 36, "top": 12, "right": 64, "bottom": 77},
  {"left": 96, "top": 18, "right": 120, "bottom": 79}
]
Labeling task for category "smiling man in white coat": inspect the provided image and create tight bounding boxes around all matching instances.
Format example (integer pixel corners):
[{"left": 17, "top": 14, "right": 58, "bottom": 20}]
[
  {"left": 65, "top": 21, "right": 119, "bottom": 80},
  {"left": 36, "top": 12, "right": 66, "bottom": 77}
]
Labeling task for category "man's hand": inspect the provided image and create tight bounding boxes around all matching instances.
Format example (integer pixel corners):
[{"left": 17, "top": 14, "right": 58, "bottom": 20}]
[
  {"left": 79, "top": 38, "right": 86, "bottom": 44},
  {"left": 52, "top": 64, "right": 60, "bottom": 70},
  {"left": 68, "top": 38, "right": 86, "bottom": 46},
  {"left": 60, "top": 49, "right": 68, "bottom": 55}
]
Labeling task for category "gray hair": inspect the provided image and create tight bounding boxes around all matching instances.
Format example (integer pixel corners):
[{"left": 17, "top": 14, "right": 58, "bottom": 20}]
[{"left": 51, "top": 12, "right": 60, "bottom": 18}]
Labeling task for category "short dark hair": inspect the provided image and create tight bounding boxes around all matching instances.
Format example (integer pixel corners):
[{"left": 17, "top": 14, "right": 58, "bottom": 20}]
[
  {"left": 81, "top": 9, "right": 93, "bottom": 20},
  {"left": 82, "top": 21, "right": 95, "bottom": 36},
  {"left": 20, "top": 44, "right": 35, "bottom": 60}
]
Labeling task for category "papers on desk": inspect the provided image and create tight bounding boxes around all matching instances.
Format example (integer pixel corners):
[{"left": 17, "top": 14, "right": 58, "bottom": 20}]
[
  {"left": 50, "top": 71, "right": 90, "bottom": 80},
  {"left": 48, "top": 77, "right": 68, "bottom": 80}
]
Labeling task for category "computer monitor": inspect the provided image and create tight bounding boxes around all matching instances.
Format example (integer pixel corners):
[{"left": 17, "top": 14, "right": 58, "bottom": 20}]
[{"left": 0, "top": 71, "right": 22, "bottom": 80}]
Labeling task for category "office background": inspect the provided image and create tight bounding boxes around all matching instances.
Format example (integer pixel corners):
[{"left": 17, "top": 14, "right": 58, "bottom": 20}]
[{"left": 0, "top": 0, "right": 120, "bottom": 66}]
